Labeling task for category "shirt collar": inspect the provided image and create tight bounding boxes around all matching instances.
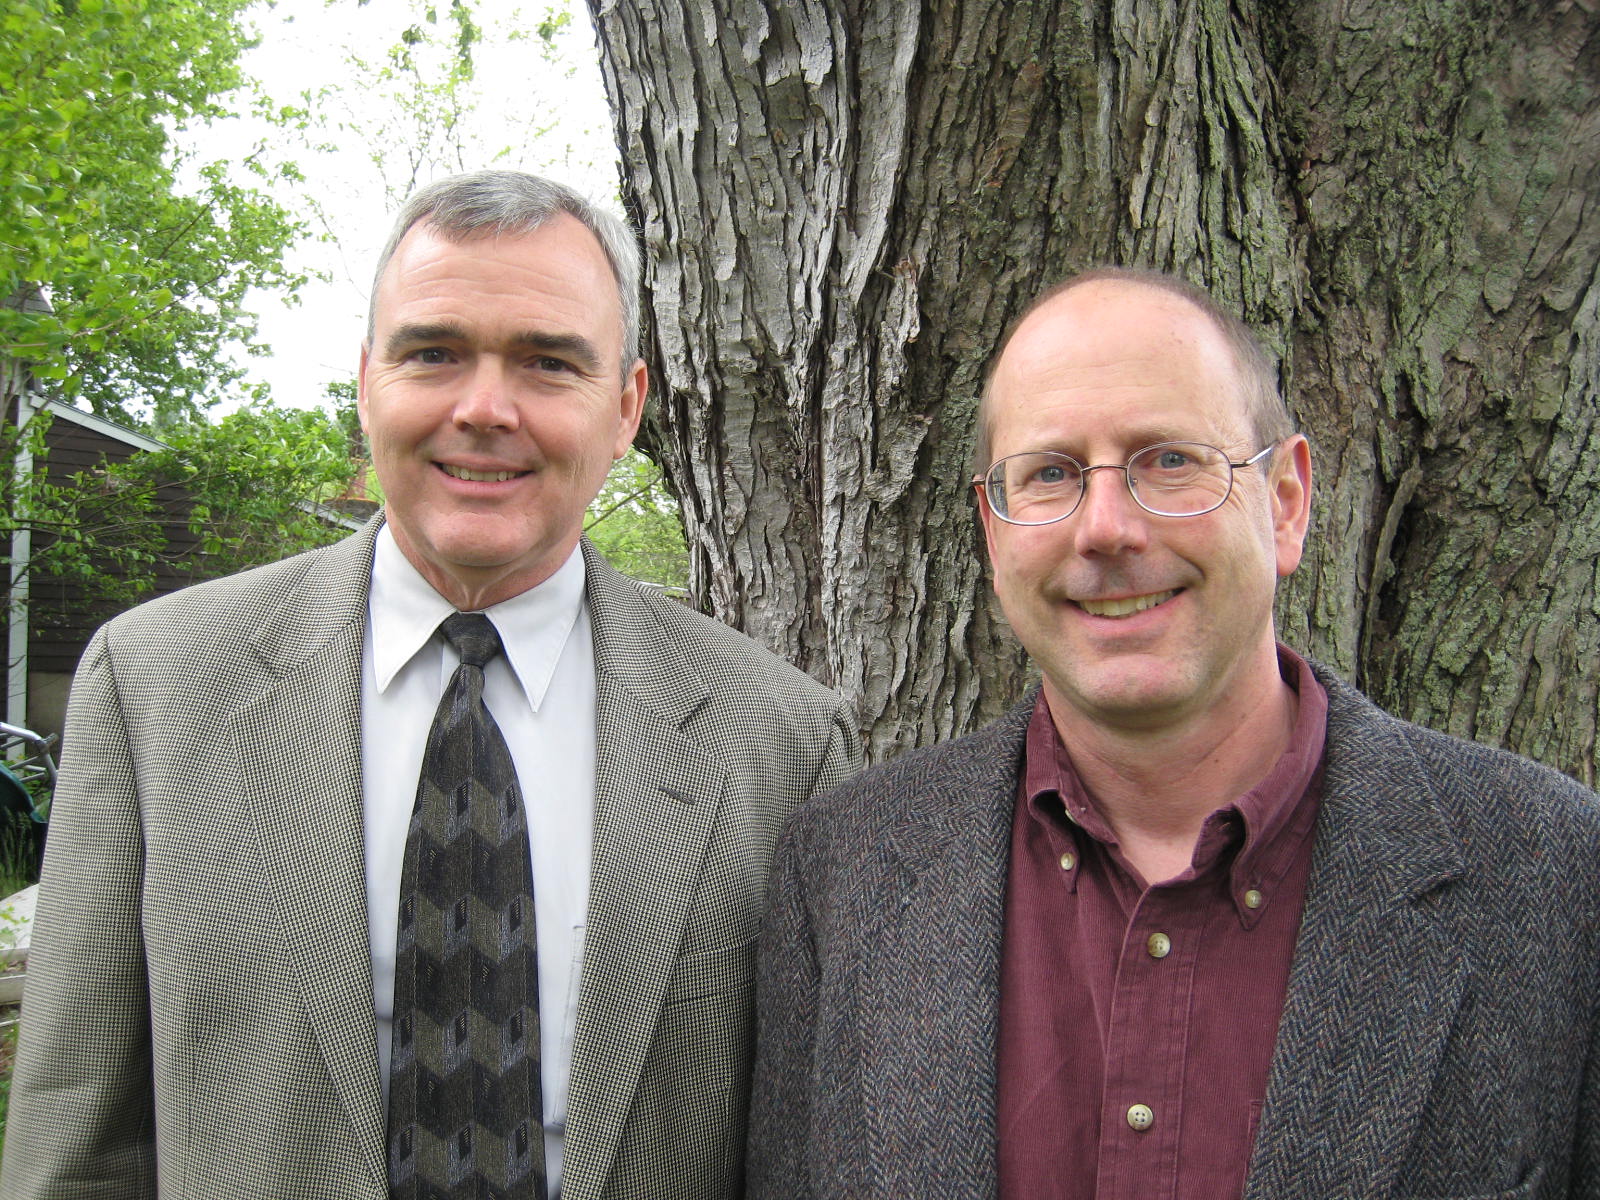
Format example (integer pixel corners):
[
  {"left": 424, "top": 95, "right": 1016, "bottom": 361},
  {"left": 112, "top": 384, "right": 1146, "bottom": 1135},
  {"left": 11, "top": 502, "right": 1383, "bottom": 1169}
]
[
  {"left": 367, "top": 525, "right": 587, "bottom": 711},
  {"left": 1022, "top": 643, "right": 1328, "bottom": 920},
  {"left": 1223, "top": 645, "right": 1326, "bottom": 870}
]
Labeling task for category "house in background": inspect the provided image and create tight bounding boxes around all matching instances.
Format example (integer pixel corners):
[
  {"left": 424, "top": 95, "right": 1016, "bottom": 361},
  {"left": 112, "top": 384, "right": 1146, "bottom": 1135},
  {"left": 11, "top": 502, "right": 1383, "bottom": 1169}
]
[
  {"left": 4, "top": 371, "right": 363, "bottom": 745},
  {"left": 5, "top": 376, "right": 195, "bottom": 743}
]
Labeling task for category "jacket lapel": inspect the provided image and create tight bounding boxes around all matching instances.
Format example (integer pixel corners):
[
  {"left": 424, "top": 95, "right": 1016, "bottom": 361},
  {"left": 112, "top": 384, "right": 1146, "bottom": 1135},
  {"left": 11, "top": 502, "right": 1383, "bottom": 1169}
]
[
  {"left": 559, "top": 545, "right": 731, "bottom": 1200},
  {"left": 229, "top": 522, "right": 388, "bottom": 1194},
  {"left": 1246, "top": 669, "right": 1467, "bottom": 1199},
  {"left": 859, "top": 702, "right": 1030, "bottom": 1197}
]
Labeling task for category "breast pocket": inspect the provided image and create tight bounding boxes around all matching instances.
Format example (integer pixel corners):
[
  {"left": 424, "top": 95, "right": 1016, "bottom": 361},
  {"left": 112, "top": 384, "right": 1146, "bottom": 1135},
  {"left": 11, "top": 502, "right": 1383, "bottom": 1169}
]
[
  {"left": 1401, "top": 1162, "right": 1544, "bottom": 1200},
  {"left": 664, "top": 937, "right": 757, "bottom": 1006}
]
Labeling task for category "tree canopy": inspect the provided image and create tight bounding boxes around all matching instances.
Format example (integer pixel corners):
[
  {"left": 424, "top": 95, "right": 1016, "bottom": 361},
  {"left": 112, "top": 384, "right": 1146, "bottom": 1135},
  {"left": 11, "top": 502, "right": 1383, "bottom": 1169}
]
[{"left": 0, "top": 0, "right": 305, "bottom": 424}]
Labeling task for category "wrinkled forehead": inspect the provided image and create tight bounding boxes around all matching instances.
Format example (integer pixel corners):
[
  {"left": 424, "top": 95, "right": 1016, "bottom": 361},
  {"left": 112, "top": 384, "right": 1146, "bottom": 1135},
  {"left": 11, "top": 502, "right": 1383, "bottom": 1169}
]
[
  {"left": 372, "top": 218, "right": 626, "bottom": 347},
  {"left": 987, "top": 283, "right": 1251, "bottom": 453}
]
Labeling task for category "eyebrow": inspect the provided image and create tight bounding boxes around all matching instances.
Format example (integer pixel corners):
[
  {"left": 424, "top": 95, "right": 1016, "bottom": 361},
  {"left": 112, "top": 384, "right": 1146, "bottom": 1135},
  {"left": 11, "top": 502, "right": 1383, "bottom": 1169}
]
[
  {"left": 1041, "top": 427, "right": 1209, "bottom": 454},
  {"left": 383, "top": 323, "right": 606, "bottom": 374}
]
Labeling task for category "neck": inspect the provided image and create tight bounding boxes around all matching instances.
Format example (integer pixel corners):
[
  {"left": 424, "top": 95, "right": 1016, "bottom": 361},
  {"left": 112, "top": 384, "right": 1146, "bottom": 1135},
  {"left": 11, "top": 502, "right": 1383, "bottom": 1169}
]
[{"left": 1046, "top": 670, "right": 1299, "bottom": 884}]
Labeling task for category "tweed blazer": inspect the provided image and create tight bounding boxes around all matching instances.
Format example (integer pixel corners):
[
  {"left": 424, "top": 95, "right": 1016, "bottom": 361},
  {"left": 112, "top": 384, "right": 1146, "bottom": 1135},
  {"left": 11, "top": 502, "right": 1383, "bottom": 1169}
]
[
  {"left": 748, "top": 664, "right": 1600, "bottom": 1199},
  {"left": 2, "top": 517, "right": 861, "bottom": 1200}
]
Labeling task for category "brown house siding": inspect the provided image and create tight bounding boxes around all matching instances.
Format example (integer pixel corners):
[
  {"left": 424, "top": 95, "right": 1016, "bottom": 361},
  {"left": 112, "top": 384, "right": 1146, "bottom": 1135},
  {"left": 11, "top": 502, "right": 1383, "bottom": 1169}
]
[{"left": 8, "top": 399, "right": 203, "bottom": 681}]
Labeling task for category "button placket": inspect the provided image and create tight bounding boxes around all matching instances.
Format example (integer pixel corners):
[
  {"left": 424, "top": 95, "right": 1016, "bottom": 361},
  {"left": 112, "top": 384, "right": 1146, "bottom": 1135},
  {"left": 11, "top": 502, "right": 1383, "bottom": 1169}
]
[{"left": 1097, "top": 884, "right": 1205, "bottom": 1199}]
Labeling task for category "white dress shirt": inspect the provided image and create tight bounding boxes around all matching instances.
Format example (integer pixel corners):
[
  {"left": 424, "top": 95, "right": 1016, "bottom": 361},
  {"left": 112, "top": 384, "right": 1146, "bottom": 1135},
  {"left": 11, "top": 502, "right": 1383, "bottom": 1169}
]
[{"left": 361, "top": 526, "right": 596, "bottom": 1195}]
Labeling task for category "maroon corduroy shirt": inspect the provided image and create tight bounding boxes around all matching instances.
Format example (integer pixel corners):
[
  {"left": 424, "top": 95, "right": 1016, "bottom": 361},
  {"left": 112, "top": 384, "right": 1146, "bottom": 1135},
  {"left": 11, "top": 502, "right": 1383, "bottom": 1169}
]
[{"left": 997, "top": 647, "right": 1328, "bottom": 1200}]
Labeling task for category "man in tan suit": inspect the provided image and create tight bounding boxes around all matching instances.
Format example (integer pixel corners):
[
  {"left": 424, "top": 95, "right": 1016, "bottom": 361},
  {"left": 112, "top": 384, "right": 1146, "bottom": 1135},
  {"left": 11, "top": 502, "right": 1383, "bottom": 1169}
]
[{"left": 2, "top": 171, "right": 860, "bottom": 1199}]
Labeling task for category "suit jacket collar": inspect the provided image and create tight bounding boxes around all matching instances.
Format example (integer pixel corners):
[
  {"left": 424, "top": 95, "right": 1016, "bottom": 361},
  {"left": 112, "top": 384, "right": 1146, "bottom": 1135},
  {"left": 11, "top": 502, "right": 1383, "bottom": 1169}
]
[
  {"left": 865, "top": 698, "right": 1031, "bottom": 1194},
  {"left": 873, "top": 668, "right": 1470, "bottom": 1198},
  {"left": 226, "top": 526, "right": 739, "bottom": 1199},
  {"left": 231, "top": 517, "right": 389, "bottom": 1193},
  {"left": 1246, "top": 664, "right": 1467, "bottom": 1198},
  {"left": 558, "top": 541, "right": 730, "bottom": 1200}
]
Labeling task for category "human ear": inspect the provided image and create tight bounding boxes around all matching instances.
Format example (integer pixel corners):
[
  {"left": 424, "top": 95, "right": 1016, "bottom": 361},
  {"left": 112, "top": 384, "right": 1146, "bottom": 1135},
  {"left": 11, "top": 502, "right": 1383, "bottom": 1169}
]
[
  {"left": 612, "top": 359, "right": 649, "bottom": 460},
  {"left": 356, "top": 342, "right": 372, "bottom": 435},
  {"left": 1271, "top": 434, "right": 1313, "bottom": 577}
]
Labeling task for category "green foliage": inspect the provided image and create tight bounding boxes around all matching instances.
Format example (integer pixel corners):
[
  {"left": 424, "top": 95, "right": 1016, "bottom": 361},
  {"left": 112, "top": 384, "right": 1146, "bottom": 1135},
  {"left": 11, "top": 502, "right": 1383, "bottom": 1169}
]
[
  {"left": 2, "top": 401, "right": 360, "bottom": 625},
  {"left": 0, "top": 0, "right": 307, "bottom": 423},
  {"left": 585, "top": 449, "right": 689, "bottom": 592},
  {"left": 323, "top": 377, "right": 382, "bottom": 503},
  {"left": 0, "top": 1009, "right": 16, "bottom": 1141},
  {"left": 0, "top": 820, "right": 38, "bottom": 904},
  {"left": 291, "top": 0, "right": 581, "bottom": 213},
  {"left": 138, "top": 400, "right": 361, "bottom": 576}
]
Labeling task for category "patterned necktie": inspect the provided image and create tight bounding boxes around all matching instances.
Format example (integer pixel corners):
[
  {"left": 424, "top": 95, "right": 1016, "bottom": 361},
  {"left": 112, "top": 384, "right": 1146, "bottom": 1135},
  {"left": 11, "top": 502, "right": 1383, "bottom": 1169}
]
[{"left": 388, "top": 612, "right": 546, "bottom": 1200}]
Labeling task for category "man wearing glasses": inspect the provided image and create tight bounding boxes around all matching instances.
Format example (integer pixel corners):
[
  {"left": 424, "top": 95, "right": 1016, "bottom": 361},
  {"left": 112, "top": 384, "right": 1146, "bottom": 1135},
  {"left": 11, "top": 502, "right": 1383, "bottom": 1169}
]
[{"left": 746, "top": 268, "right": 1600, "bottom": 1198}]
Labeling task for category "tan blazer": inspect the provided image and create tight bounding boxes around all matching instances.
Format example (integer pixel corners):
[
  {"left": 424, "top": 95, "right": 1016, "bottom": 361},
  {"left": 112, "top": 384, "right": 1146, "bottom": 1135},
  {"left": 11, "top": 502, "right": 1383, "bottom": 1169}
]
[{"left": 2, "top": 518, "right": 860, "bottom": 1199}]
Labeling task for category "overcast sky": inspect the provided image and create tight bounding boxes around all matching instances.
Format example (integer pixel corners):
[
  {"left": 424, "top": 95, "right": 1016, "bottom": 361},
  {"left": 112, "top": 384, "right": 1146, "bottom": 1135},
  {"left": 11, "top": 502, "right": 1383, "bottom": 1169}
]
[{"left": 190, "top": 0, "right": 619, "bottom": 411}]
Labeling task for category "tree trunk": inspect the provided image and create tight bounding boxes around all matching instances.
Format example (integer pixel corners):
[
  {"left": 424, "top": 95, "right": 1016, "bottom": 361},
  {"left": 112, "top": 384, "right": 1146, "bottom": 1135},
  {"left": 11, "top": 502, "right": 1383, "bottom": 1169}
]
[{"left": 587, "top": 0, "right": 1600, "bottom": 781}]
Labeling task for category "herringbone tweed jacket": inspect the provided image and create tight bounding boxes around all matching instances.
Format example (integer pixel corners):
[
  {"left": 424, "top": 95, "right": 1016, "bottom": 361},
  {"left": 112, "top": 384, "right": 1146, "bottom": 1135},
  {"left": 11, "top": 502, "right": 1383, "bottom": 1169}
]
[
  {"left": 748, "top": 665, "right": 1600, "bottom": 1199},
  {"left": 2, "top": 517, "right": 861, "bottom": 1200}
]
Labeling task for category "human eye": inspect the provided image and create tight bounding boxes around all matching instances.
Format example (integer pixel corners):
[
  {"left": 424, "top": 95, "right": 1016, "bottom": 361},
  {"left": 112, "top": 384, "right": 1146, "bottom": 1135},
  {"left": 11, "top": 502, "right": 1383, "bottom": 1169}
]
[
  {"left": 408, "top": 346, "right": 453, "bottom": 366},
  {"left": 1138, "top": 444, "right": 1206, "bottom": 477},
  {"left": 1153, "top": 447, "right": 1195, "bottom": 470},
  {"left": 1013, "top": 455, "right": 1079, "bottom": 495}
]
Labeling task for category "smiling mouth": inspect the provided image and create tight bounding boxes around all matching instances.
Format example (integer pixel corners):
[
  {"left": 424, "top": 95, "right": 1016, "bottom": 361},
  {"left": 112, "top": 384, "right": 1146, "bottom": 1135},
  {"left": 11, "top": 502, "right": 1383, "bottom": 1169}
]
[
  {"left": 439, "top": 463, "right": 527, "bottom": 482},
  {"left": 1077, "top": 589, "right": 1179, "bottom": 618}
]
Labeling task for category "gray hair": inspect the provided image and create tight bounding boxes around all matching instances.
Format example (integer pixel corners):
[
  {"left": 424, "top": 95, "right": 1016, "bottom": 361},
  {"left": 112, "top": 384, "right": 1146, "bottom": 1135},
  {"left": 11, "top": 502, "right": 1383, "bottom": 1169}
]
[
  {"left": 367, "top": 169, "right": 642, "bottom": 370},
  {"left": 972, "top": 267, "right": 1295, "bottom": 475}
]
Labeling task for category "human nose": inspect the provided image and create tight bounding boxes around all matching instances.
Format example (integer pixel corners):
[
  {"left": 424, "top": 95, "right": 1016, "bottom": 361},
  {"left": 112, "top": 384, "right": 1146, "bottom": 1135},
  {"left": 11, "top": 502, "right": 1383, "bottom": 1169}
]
[
  {"left": 1070, "top": 464, "right": 1148, "bottom": 555},
  {"left": 452, "top": 359, "right": 520, "bottom": 431}
]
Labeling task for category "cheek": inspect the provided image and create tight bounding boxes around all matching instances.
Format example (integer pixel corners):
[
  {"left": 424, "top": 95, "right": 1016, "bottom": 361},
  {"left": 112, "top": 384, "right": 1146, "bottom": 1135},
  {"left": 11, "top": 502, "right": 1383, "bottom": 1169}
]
[
  {"left": 365, "top": 396, "right": 439, "bottom": 455},
  {"left": 987, "top": 539, "right": 1052, "bottom": 609}
]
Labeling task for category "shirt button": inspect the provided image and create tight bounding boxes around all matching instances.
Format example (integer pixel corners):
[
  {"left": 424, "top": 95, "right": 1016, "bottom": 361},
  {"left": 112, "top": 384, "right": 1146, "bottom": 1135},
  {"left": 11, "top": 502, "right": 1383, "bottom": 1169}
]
[
  {"left": 1059, "top": 852, "right": 1076, "bottom": 871},
  {"left": 1146, "top": 932, "right": 1171, "bottom": 959},
  {"left": 1244, "top": 889, "right": 1264, "bottom": 909},
  {"left": 1126, "top": 1104, "right": 1154, "bottom": 1131}
]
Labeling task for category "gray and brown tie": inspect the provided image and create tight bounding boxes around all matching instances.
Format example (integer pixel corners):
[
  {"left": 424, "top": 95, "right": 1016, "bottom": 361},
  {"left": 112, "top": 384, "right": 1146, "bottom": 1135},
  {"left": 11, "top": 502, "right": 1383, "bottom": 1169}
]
[{"left": 388, "top": 612, "right": 545, "bottom": 1200}]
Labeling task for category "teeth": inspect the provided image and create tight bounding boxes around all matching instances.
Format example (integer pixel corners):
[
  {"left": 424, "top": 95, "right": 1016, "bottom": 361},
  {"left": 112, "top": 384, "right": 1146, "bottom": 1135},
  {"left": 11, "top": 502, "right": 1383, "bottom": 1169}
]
[
  {"left": 1079, "top": 590, "right": 1177, "bottom": 618},
  {"left": 442, "top": 464, "right": 522, "bottom": 482}
]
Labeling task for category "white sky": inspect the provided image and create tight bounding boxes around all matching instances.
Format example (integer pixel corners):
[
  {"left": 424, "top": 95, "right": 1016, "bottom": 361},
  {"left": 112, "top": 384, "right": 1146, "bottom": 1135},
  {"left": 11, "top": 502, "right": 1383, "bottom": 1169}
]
[{"left": 192, "top": 0, "right": 619, "bottom": 410}]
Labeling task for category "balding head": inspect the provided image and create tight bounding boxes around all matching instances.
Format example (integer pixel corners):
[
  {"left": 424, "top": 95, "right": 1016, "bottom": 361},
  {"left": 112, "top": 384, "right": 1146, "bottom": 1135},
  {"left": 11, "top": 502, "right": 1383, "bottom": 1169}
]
[{"left": 972, "top": 268, "right": 1293, "bottom": 476}]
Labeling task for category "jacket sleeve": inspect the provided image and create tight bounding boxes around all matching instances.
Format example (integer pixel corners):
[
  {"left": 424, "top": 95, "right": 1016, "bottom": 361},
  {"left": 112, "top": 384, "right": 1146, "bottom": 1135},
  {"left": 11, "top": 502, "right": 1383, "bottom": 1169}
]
[
  {"left": 1579, "top": 986, "right": 1600, "bottom": 1195},
  {"left": 745, "top": 814, "right": 822, "bottom": 1200},
  {"left": 812, "top": 702, "right": 864, "bottom": 797},
  {"left": 1, "top": 630, "right": 157, "bottom": 1200}
]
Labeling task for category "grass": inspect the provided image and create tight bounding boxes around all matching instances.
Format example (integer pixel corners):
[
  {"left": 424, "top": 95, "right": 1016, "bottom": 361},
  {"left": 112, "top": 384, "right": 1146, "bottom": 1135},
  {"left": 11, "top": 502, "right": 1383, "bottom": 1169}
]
[
  {"left": 0, "top": 1011, "right": 16, "bottom": 1141},
  {"left": 0, "top": 813, "right": 40, "bottom": 1150},
  {"left": 0, "top": 840, "right": 35, "bottom": 906}
]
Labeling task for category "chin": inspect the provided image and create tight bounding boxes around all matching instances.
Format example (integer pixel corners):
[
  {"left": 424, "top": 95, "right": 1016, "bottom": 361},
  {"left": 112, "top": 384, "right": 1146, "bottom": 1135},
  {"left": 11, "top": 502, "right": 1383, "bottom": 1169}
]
[{"left": 1055, "top": 665, "right": 1200, "bottom": 720}]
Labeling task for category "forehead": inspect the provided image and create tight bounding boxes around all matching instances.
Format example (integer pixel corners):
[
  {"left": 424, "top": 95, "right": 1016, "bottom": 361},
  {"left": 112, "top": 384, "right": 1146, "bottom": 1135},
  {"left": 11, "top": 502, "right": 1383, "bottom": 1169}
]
[
  {"left": 987, "top": 282, "right": 1250, "bottom": 454},
  {"left": 372, "top": 215, "right": 623, "bottom": 351}
]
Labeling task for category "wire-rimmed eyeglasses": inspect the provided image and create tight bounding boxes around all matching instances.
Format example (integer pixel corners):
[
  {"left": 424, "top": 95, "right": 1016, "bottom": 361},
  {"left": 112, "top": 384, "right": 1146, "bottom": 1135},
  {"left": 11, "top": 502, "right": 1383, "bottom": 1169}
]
[{"left": 973, "top": 442, "right": 1277, "bottom": 525}]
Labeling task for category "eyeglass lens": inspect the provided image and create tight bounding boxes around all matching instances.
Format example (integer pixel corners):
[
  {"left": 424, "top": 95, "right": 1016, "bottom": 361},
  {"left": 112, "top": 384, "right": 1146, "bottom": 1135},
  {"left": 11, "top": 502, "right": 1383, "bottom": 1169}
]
[{"left": 987, "top": 443, "right": 1236, "bottom": 523}]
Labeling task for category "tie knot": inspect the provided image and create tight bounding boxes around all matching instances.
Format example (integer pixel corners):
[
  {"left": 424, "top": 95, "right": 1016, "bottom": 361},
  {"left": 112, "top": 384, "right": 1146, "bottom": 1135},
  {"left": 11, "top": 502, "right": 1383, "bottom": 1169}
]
[{"left": 440, "top": 612, "right": 503, "bottom": 669}]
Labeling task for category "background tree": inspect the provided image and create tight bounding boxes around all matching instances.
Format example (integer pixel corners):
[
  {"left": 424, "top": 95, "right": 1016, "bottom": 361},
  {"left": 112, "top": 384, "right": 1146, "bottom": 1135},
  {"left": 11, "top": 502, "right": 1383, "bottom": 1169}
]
[
  {"left": 588, "top": 0, "right": 1600, "bottom": 778},
  {"left": 585, "top": 449, "right": 690, "bottom": 591},
  {"left": 262, "top": 0, "right": 687, "bottom": 587},
  {"left": 2, "top": 399, "right": 358, "bottom": 624},
  {"left": 0, "top": 0, "right": 306, "bottom": 424}
]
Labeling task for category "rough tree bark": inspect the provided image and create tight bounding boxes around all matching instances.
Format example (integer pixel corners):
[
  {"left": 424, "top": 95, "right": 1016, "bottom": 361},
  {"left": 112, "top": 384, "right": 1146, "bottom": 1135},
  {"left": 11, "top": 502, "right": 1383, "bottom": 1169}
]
[{"left": 587, "top": 0, "right": 1600, "bottom": 780}]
